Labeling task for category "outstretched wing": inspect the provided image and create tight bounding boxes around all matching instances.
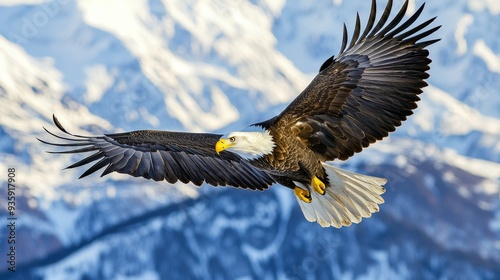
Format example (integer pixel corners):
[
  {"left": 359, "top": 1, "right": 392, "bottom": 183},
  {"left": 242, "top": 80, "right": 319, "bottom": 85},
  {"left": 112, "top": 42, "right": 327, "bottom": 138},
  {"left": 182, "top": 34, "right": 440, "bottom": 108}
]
[
  {"left": 272, "top": 0, "right": 440, "bottom": 161},
  {"left": 38, "top": 116, "right": 274, "bottom": 190}
]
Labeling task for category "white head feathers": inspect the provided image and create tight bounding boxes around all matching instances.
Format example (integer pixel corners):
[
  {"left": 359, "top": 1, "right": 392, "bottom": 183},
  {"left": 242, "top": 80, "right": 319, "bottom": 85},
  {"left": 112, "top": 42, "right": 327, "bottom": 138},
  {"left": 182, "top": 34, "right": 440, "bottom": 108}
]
[{"left": 223, "top": 128, "right": 275, "bottom": 160}]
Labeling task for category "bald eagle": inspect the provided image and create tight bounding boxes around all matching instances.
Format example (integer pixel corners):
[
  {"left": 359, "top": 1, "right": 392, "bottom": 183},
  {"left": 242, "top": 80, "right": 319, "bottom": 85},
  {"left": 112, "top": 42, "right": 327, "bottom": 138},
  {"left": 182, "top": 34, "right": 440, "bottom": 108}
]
[{"left": 39, "top": 0, "right": 440, "bottom": 228}]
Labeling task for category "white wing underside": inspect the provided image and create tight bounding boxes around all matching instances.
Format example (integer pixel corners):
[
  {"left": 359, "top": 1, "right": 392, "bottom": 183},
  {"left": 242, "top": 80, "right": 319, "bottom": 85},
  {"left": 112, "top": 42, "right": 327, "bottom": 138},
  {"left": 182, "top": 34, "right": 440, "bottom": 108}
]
[{"left": 296, "top": 163, "right": 387, "bottom": 228}]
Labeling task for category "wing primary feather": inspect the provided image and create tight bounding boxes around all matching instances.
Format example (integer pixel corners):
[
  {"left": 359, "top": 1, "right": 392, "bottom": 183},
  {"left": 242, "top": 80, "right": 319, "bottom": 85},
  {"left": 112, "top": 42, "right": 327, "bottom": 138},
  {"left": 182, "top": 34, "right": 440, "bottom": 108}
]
[
  {"left": 395, "top": 16, "right": 437, "bottom": 39},
  {"left": 37, "top": 137, "right": 91, "bottom": 147},
  {"left": 52, "top": 115, "right": 91, "bottom": 138},
  {"left": 368, "top": 0, "right": 392, "bottom": 37},
  {"left": 416, "top": 38, "right": 442, "bottom": 48},
  {"left": 386, "top": 2, "right": 425, "bottom": 37},
  {"left": 377, "top": 0, "right": 408, "bottom": 36},
  {"left": 48, "top": 146, "right": 97, "bottom": 154},
  {"left": 359, "top": 0, "right": 377, "bottom": 41},
  {"left": 349, "top": 13, "right": 361, "bottom": 49},
  {"left": 52, "top": 115, "right": 70, "bottom": 134},
  {"left": 65, "top": 152, "right": 104, "bottom": 169},
  {"left": 319, "top": 55, "right": 335, "bottom": 72},
  {"left": 338, "top": 23, "right": 348, "bottom": 55},
  {"left": 100, "top": 163, "right": 116, "bottom": 177},
  {"left": 78, "top": 158, "right": 109, "bottom": 179},
  {"left": 401, "top": 25, "right": 441, "bottom": 44},
  {"left": 42, "top": 127, "right": 88, "bottom": 142}
]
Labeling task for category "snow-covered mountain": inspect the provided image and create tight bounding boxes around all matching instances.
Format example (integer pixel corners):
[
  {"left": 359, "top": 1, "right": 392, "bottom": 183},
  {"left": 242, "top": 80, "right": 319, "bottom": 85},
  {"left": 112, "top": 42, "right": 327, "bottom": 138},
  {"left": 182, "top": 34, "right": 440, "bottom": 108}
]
[{"left": 0, "top": 0, "right": 499, "bottom": 279}]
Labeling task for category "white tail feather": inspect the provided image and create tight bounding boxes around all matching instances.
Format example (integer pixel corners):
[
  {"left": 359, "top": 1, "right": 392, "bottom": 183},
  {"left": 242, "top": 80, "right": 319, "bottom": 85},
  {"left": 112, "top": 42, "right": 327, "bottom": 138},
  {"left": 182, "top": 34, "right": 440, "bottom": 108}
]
[{"left": 296, "top": 163, "right": 387, "bottom": 228}]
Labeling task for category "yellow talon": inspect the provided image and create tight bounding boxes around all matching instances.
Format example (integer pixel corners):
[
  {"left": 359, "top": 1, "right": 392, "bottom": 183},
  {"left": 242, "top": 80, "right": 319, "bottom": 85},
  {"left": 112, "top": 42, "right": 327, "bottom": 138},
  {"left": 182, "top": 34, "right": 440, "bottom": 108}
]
[
  {"left": 312, "top": 176, "right": 326, "bottom": 195},
  {"left": 294, "top": 186, "right": 312, "bottom": 203}
]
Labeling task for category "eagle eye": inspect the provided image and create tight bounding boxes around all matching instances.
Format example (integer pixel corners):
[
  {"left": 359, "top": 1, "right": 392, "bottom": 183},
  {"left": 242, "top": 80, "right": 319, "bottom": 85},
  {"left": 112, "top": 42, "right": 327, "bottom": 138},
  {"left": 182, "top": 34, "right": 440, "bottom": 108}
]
[{"left": 229, "top": 136, "right": 236, "bottom": 142}]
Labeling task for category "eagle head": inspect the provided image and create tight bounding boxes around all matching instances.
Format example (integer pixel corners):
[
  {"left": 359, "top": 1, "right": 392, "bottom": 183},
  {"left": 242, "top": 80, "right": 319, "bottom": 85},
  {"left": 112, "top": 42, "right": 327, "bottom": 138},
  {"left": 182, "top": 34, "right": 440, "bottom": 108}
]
[{"left": 215, "top": 129, "right": 275, "bottom": 160}]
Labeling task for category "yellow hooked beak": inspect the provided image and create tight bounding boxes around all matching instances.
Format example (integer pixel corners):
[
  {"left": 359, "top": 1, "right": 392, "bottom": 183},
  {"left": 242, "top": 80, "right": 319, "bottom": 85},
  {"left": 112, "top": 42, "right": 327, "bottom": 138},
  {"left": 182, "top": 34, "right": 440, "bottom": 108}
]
[{"left": 215, "top": 138, "right": 235, "bottom": 154}]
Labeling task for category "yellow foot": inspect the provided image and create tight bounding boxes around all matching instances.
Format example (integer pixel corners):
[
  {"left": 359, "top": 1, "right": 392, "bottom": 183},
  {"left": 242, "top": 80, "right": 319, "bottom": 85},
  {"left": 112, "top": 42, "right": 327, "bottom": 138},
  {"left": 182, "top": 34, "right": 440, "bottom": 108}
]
[
  {"left": 311, "top": 176, "right": 326, "bottom": 195},
  {"left": 294, "top": 186, "right": 312, "bottom": 203}
]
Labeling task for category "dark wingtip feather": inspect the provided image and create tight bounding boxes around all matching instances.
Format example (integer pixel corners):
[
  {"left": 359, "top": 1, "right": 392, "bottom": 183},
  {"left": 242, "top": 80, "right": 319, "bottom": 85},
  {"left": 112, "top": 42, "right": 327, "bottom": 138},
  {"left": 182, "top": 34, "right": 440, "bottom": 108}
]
[
  {"left": 52, "top": 114, "right": 69, "bottom": 134},
  {"left": 417, "top": 37, "right": 442, "bottom": 48},
  {"left": 319, "top": 55, "right": 335, "bottom": 72},
  {"left": 338, "top": 23, "right": 348, "bottom": 56},
  {"left": 396, "top": 16, "right": 438, "bottom": 41},
  {"left": 100, "top": 164, "right": 116, "bottom": 177},
  {"left": 349, "top": 13, "right": 361, "bottom": 48},
  {"left": 359, "top": 0, "right": 377, "bottom": 41},
  {"left": 78, "top": 158, "right": 109, "bottom": 179},
  {"left": 378, "top": 0, "right": 408, "bottom": 36},
  {"left": 65, "top": 152, "right": 104, "bottom": 169},
  {"left": 387, "top": 1, "right": 426, "bottom": 37},
  {"left": 36, "top": 136, "right": 91, "bottom": 147},
  {"left": 402, "top": 25, "right": 441, "bottom": 44},
  {"left": 36, "top": 138, "right": 53, "bottom": 154},
  {"left": 51, "top": 114, "right": 91, "bottom": 138},
  {"left": 368, "top": 0, "right": 392, "bottom": 37},
  {"left": 42, "top": 126, "right": 87, "bottom": 142},
  {"left": 47, "top": 146, "right": 97, "bottom": 154}
]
